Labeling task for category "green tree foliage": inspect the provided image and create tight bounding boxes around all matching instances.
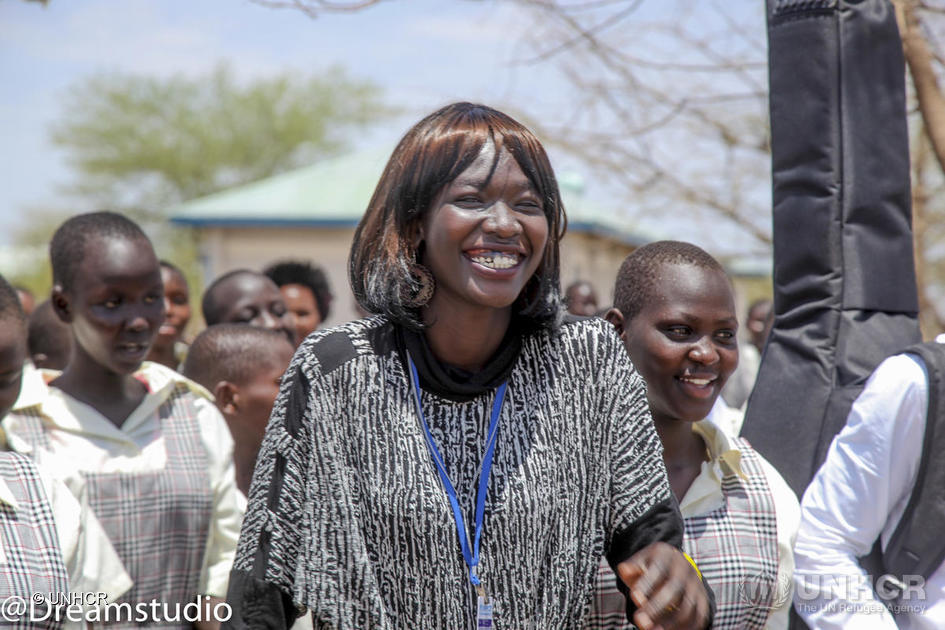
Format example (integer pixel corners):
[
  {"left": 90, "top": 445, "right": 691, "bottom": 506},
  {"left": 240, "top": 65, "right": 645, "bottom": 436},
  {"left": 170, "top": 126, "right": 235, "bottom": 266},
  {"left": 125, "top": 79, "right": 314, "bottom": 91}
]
[
  {"left": 50, "top": 64, "right": 392, "bottom": 215},
  {"left": 2, "top": 64, "right": 390, "bottom": 300}
]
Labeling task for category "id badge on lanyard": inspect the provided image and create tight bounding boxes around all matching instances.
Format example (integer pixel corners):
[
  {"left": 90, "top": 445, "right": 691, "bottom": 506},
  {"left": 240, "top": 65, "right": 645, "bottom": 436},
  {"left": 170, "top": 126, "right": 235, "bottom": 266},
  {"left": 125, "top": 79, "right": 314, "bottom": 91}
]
[
  {"left": 477, "top": 593, "right": 494, "bottom": 628},
  {"left": 407, "top": 354, "right": 507, "bottom": 629}
]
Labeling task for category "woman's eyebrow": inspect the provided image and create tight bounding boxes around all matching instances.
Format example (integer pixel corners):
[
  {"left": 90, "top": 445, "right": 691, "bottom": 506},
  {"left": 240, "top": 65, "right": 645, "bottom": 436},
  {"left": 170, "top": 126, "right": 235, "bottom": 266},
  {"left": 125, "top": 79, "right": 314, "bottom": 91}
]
[
  {"left": 452, "top": 176, "right": 536, "bottom": 193},
  {"left": 451, "top": 175, "right": 488, "bottom": 188}
]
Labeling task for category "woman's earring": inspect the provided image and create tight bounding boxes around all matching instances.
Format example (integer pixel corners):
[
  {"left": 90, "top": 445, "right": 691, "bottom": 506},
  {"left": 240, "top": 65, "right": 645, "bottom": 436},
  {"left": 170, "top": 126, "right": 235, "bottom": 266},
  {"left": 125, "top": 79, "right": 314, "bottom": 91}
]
[{"left": 403, "top": 263, "right": 435, "bottom": 308}]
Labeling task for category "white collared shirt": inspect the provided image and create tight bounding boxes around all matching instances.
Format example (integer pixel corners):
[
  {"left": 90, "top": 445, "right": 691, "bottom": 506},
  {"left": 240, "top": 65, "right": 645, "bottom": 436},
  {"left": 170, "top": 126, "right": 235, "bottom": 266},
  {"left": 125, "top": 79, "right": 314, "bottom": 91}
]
[
  {"left": 3, "top": 361, "right": 244, "bottom": 598},
  {"left": 0, "top": 455, "right": 132, "bottom": 629},
  {"left": 586, "top": 420, "right": 799, "bottom": 629},
  {"left": 705, "top": 396, "right": 746, "bottom": 436},
  {"left": 687, "top": 420, "right": 800, "bottom": 630},
  {"left": 794, "top": 345, "right": 945, "bottom": 630}
]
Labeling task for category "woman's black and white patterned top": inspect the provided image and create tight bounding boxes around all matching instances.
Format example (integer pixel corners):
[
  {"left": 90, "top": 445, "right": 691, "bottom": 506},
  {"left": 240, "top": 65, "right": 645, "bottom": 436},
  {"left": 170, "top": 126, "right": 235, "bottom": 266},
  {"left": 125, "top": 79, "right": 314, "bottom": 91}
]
[{"left": 226, "top": 315, "right": 678, "bottom": 629}]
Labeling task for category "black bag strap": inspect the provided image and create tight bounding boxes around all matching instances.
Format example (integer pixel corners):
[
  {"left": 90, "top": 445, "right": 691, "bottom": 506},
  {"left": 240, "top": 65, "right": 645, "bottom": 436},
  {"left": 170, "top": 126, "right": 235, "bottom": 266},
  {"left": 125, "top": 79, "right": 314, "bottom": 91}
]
[{"left": 883, "top": 341, "right": 945, "bottom": 582}]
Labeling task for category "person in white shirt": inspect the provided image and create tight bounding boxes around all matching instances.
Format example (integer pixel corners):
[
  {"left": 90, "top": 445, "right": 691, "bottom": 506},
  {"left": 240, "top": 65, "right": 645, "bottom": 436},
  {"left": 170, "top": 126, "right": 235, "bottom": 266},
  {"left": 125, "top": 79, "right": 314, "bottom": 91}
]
[
  {"left": 0, "top": 272, "right": 132, "bottom": 629},
  {"left": 182, "top": 324, "right": 295, "bottom": 498},
  {"left": 793, "top": 338, "right": 945, "bottom": 630},
  {"left": 182, "top": 324, "right": 314, "bottom": 630},
  {"left": 2, "top": 212, "right": 243, "bottom": 629}
]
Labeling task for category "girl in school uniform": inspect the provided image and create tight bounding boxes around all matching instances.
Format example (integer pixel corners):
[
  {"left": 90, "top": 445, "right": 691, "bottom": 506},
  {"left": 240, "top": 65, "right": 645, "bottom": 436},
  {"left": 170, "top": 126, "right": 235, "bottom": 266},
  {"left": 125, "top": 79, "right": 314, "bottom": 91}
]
[
  {"left": 0, "top": 272, "right": 131, "bottom": 629},
  {"left": 587, "top": 241, "right": 800, "bottom": 630},
  {"left": 3, "top": 213, "right": 243, "bottom": 629}
]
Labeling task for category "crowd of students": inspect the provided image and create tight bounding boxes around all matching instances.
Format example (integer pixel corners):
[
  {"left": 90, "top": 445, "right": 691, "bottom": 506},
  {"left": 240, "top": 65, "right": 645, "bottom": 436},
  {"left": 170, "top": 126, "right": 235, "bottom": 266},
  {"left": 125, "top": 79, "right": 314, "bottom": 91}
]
[
  {"left": 0, "top": 99, "right": 938, "bottom": 630},
  {"left": 0, "top": 212, "right": 333, "bottom": 629}
]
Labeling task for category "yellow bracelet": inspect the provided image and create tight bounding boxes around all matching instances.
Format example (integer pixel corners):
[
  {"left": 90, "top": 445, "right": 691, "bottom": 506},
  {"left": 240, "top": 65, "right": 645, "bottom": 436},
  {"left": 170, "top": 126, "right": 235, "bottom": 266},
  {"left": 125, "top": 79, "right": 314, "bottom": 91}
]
[{"left": 683, "top": 552, "right": 703, "bottom": 580}]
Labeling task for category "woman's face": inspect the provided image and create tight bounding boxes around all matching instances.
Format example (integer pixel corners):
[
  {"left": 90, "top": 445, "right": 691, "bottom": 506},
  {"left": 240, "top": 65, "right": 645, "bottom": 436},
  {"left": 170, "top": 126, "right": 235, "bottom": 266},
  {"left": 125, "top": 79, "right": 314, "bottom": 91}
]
[
  {"left": 279, "top": 283, "right": 321, "bottom": 344},
  {"left": 623, "top": 262, "right": 739, "bottom": 426},
  {"left": 420, "top": 142, "right": 549, "bottom": 318},
  {"left": 60, "top": 235, "right": 165, "bottom": 375},
  {"left": 155, "top": 266, "right": 191, "bottom": 347}
]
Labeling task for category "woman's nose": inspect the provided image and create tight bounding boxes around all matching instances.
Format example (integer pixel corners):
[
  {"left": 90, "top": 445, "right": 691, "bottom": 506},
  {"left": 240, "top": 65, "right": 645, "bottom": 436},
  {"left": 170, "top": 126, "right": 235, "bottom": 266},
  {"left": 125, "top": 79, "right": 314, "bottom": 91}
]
[
  {"left": 689, "top": 337, "right": 720, "bottom": 364},
  {"left": 483, "top": 202, "right": 522, "bottom": 238}
]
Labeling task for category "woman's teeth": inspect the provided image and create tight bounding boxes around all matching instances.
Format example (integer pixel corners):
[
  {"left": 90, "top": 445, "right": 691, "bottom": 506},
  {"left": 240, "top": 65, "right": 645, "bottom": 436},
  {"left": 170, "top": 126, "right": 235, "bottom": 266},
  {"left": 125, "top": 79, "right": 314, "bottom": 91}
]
[{"left": 471, "top": 252, "right": 520, "bottom": 269}]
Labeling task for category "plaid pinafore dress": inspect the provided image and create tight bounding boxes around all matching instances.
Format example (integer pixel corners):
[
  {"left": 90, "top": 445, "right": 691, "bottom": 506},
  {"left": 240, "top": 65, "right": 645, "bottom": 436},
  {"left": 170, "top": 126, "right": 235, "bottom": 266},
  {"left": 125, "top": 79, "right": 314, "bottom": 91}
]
[
  {"left": 586, "top": 439, "right": 781, "bottom": 630},
  {"left": 11, "top": 383, "right": 212, "bottom": 629},
  {"left": 0, "top": 452, "right": 69, "bottom": 629},
  {"left": 684, "top": 439, "right": 780, "bottom": 629}
]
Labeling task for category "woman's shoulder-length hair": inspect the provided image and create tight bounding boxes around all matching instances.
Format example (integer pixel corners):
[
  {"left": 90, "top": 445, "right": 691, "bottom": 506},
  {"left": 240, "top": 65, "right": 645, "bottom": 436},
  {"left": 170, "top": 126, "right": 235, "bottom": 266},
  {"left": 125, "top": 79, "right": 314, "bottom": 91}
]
[{"left": 349, "top": 102, "right": 567, "bottom": 331}]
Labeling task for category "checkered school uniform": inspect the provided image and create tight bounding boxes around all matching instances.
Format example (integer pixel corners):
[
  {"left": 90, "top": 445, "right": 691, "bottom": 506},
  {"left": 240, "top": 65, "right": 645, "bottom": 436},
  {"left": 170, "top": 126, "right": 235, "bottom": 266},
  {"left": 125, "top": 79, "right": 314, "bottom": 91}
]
[
  {"left": 685, "top": 440, "right": 779, "bottom": 629},
  {"left": 0, "top": 452, "right": 70, "bottom": 630},
  {"left": 10, "top": 383, "right": 214, "bottom": 629},
  {"left": 587, "top": 423, "right": 790, "bottom": 630}
]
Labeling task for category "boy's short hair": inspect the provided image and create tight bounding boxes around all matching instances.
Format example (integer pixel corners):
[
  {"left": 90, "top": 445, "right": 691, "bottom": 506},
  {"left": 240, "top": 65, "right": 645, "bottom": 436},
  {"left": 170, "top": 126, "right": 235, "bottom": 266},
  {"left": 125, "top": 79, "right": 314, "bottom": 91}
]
[
  {"left": 0, "top": 275, "right": 27, "bottom": 329},
  {"left": 182, "top": 324, "right": 293, "bottom": 392},
  {"left": 613, "top": 240, "right": 726, "bottom": 321},
  {"left": 160, "top": 259, "right": 188, "bottom": 283},
  {"left": 263, "top": 260, "right": 332, "bottom": 321},
  {"left": 50, "top": 211, "right": 150, "bottom": 291},
  {"left": 201, "top": 269, "right": 264, "bottom": 327}
]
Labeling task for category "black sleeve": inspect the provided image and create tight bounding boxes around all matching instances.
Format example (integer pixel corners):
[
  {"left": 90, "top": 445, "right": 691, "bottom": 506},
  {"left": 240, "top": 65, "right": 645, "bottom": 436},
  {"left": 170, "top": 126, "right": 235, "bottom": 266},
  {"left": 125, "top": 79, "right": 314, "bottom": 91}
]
[
  {"left": 223, "top": 569, "right": 300, "bottom": 630},
  {"left": 606, "top": 496, "right": 717, "bottom": 628}
]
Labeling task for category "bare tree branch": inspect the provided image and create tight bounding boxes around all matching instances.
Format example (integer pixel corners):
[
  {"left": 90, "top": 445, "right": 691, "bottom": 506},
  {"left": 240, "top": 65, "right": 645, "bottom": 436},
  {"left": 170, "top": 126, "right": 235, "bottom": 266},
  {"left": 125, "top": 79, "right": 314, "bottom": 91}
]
[
  {"left": 251, "top": 0, "right": 383, "bottom": 18},
  {"left": 517, "top": 0, "right": 645, "bottom": 64},
  {"left": 507, "top": 0, "right": 771, "bottom": 252}
]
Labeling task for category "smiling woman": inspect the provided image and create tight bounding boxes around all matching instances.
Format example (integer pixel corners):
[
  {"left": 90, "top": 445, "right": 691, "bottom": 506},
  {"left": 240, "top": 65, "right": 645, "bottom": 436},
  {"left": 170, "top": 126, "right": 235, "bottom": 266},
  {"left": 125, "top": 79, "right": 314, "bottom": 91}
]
[
  {"left": 349, "top": 102, "right": 565, "bottom": 335},
  {"left": 226, "top": 103, "right": 715, "bottom": 630}
]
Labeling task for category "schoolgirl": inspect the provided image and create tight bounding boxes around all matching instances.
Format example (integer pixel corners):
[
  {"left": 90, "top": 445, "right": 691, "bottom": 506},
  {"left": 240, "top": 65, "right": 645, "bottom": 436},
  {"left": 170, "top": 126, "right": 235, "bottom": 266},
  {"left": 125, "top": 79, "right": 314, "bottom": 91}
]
[{"left": 3, "top": 213, "right": 243, "bottom": 628}]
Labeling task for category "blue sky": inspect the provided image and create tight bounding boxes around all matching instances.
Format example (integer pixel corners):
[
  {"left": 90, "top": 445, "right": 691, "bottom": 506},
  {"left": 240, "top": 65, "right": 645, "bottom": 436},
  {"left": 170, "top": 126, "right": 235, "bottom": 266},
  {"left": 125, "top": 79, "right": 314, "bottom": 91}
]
[
  {"left": 0, "top": 0, "right": 577, "bottom": 243},
  {"left": 0, "top": 0, "right": 770, "bottom": 260}
]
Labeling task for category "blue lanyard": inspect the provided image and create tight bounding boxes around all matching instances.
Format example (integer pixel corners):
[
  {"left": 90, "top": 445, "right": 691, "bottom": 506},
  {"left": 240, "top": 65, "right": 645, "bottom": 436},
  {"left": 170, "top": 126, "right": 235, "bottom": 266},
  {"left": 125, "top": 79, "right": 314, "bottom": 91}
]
[{"left": 407, "top": 354, "right": 507, "bottom": 590}]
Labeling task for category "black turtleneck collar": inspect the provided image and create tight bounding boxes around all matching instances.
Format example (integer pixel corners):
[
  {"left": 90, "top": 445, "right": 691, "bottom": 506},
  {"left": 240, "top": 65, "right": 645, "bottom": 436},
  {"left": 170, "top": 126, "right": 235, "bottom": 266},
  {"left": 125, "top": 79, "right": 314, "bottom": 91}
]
[{"left": 395, "top": 318, "right": 534, "bottom": 402}]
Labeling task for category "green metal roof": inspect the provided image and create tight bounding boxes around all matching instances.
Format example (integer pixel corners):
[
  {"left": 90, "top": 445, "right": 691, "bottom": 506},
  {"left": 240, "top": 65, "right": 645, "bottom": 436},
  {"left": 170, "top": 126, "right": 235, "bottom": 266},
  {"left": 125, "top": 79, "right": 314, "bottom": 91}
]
[
  {"left": 168, "top": 148, "right": 389, "bottom": 227},
  {"left": 168, "top": 148, "right": 654, "bottom": 246}
]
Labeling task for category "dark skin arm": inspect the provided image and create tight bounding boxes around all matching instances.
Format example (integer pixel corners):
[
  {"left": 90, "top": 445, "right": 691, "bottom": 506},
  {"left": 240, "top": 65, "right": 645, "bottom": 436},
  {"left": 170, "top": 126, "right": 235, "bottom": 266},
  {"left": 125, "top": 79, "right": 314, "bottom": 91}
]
[
  {"left": 193, "top": 596, "right": 225, "bottom": 630},
  {"left": 617, "top": 542, "right": 711, "bottom": 630}
]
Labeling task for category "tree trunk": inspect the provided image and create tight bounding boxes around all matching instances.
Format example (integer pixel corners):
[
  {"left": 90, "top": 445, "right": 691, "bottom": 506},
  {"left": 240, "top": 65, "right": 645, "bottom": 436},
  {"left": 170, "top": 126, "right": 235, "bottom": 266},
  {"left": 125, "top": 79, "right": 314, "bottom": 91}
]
[{"left": 895, "top": 0, "right": 945, "bottom": 174}]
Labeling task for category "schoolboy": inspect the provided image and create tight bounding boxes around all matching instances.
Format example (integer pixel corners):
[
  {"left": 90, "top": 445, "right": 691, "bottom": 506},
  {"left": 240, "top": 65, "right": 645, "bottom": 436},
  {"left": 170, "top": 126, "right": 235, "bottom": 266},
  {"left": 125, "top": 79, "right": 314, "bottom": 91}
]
[
  {"left": 182, "top": 325, "right": 315, "bottom": 630},
  {"left": 202, "top": 270, "right": 295, "bottom": 346},
  {"left": 182, "top": 324, "right": 294, "bottom": 496}
]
